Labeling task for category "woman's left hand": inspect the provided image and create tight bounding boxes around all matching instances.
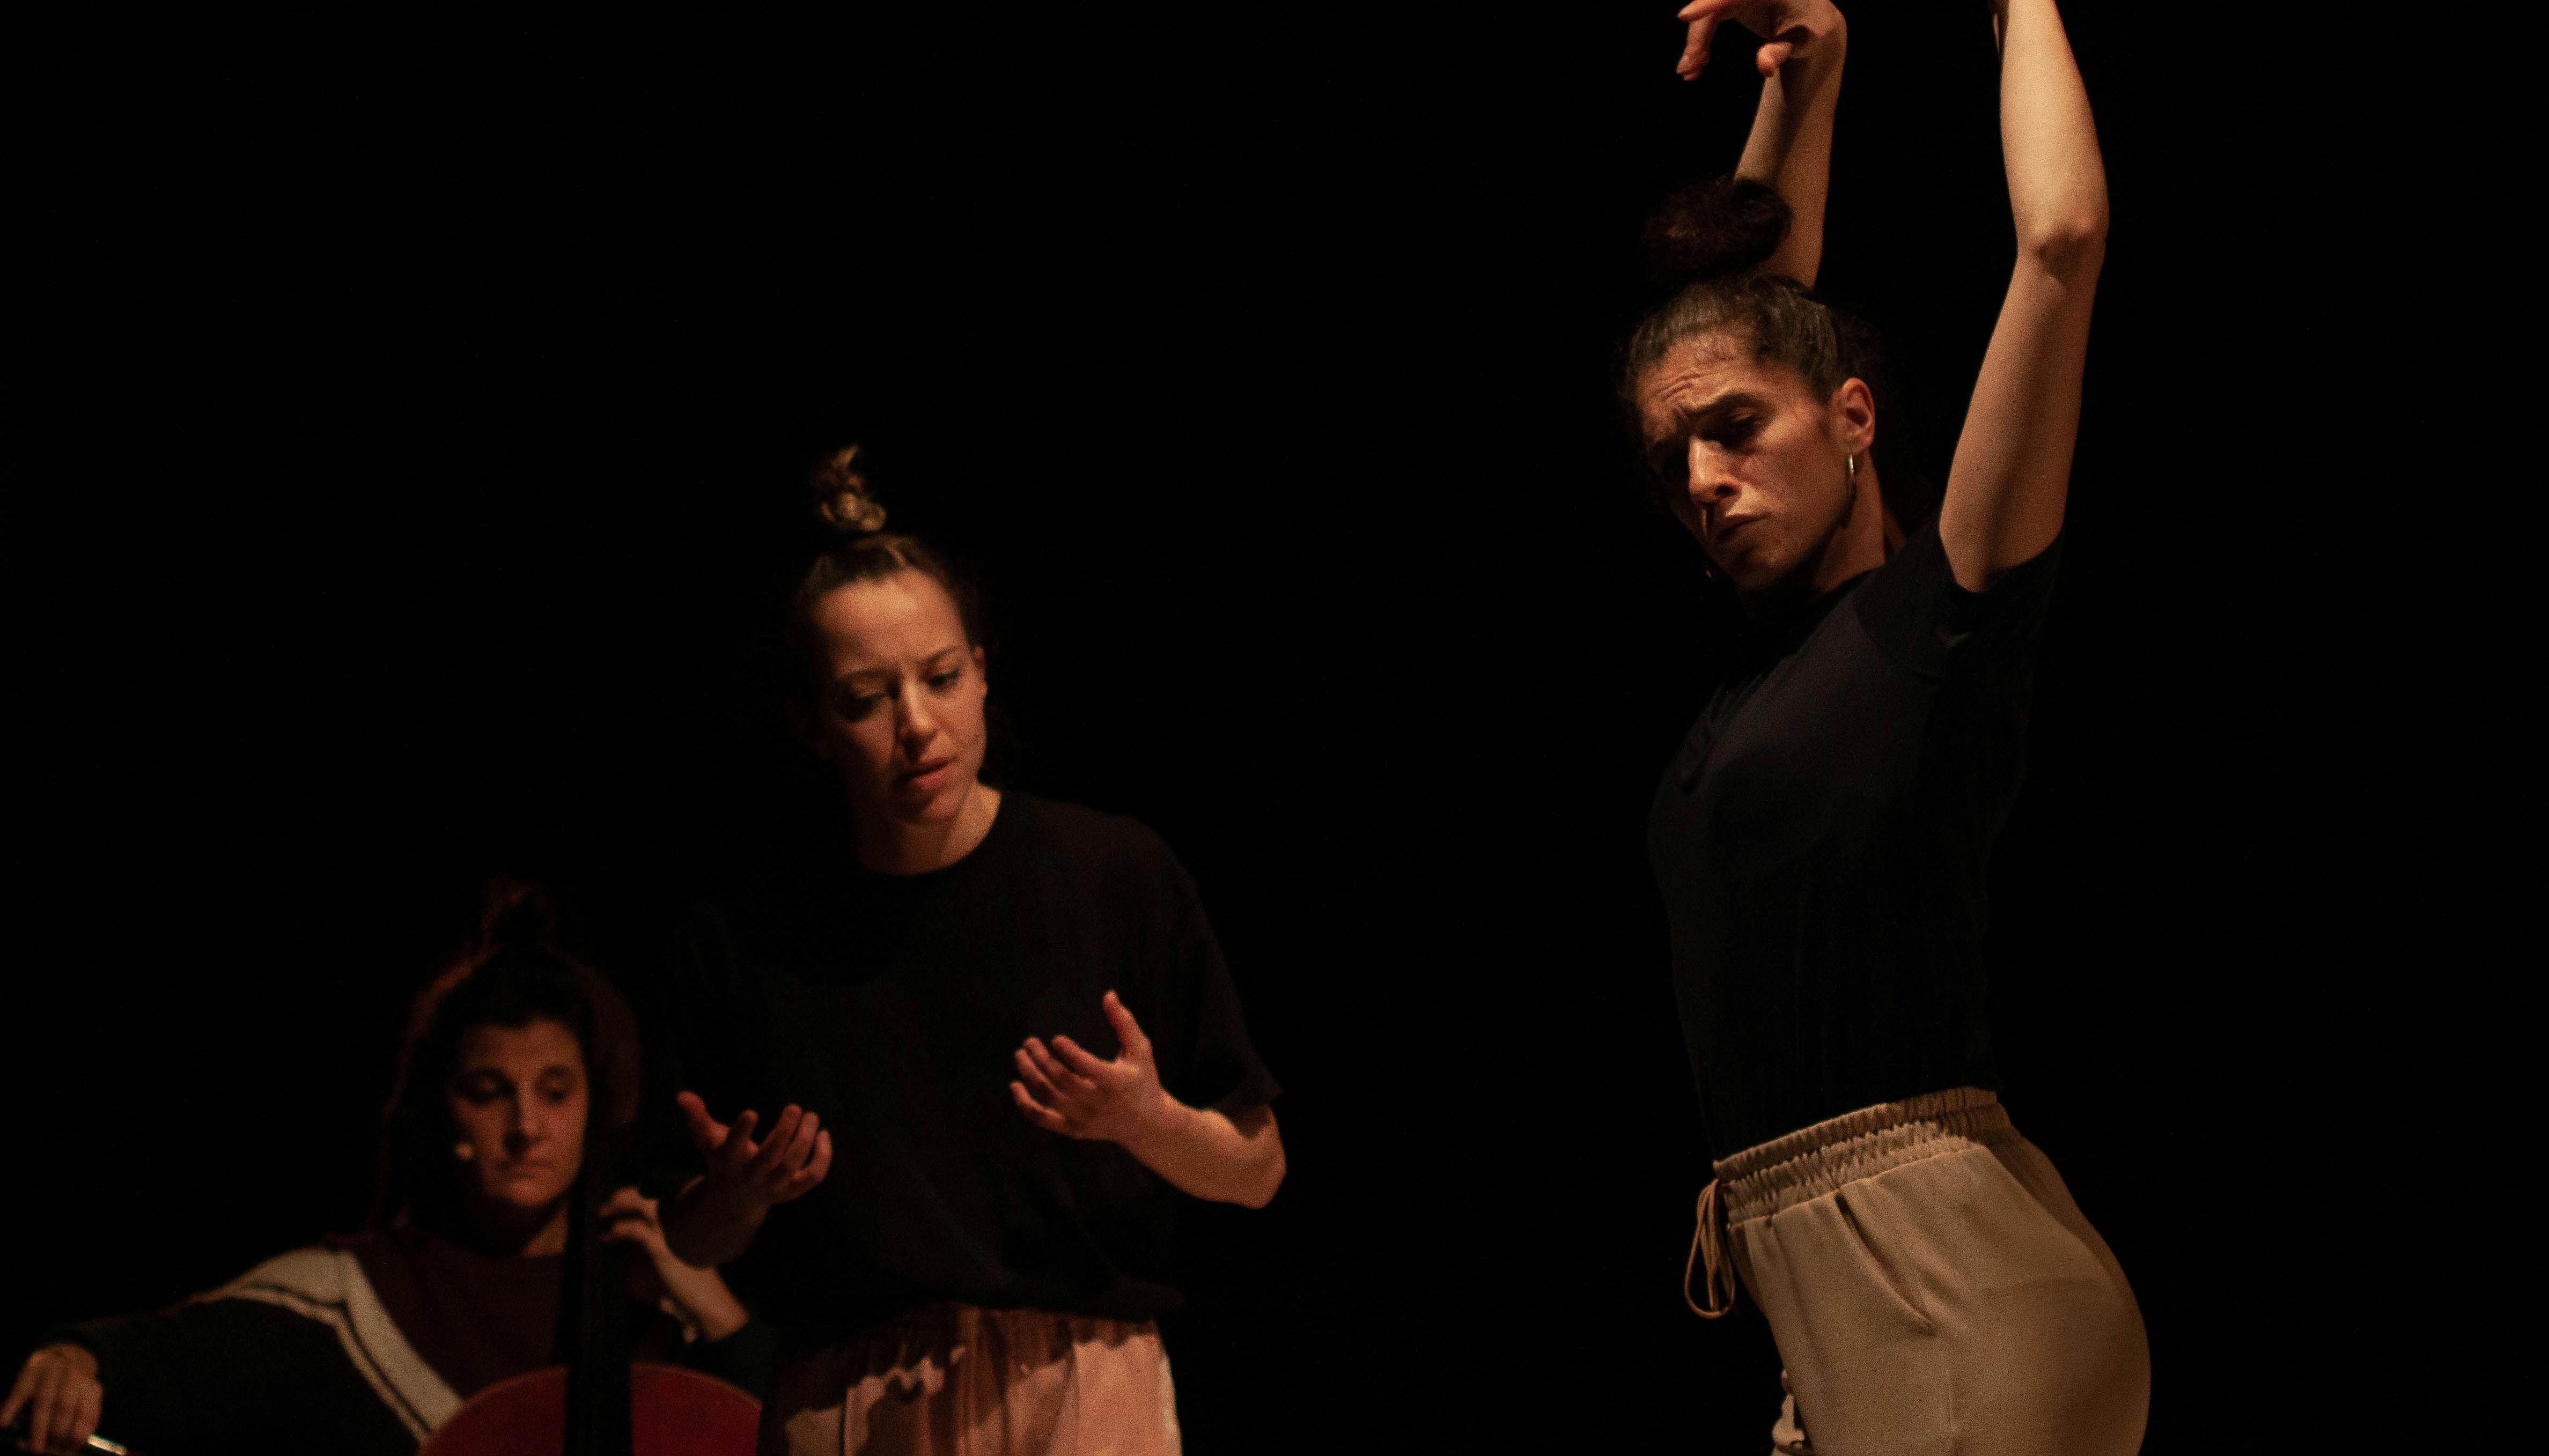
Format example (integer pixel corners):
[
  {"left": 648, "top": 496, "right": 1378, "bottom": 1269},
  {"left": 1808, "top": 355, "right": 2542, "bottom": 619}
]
[
  {"left": 1675, "top": 0, "right": 1843, "bottom": 80},
  {"left": 600, "top": 1186, "right": 752, "bottom": 1342},
  {"left": 1011, "top": 992, "right": 1176, "bottom": 1149}
]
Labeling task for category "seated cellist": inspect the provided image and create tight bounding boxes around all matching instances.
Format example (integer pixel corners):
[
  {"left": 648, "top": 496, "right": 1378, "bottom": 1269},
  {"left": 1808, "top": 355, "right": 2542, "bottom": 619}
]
[{"left": 3, "top": 886, "right": 825, "bottom": 1455}]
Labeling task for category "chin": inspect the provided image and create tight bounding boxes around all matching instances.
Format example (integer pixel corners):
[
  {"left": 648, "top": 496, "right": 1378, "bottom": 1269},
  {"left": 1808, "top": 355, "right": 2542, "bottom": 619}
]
[{"left": 890, "top": 778, "right": 971, "bottom": 825}]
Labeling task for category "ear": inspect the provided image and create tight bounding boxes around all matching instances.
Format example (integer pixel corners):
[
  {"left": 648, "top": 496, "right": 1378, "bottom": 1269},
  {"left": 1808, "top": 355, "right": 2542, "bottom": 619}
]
[
  {"left": 1832, "top": 377, "right": 1877, "bottom": 457},
  {"left": 971, "top": 644, "right": 989, "bottom": 692},
  {"left": 783, "top": 694, "right": 831, "bottom": 760}
]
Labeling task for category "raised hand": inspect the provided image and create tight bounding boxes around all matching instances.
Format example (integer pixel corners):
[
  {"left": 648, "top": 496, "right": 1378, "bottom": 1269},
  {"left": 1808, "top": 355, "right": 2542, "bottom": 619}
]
[
  {"left": 1010, "top": 991, "right": 1176, "bottom": 1149},
  {"left": 3, "top": 1344, "right": 101, "bottom": 1455},
  {"left": 1675, "top": 0, "right": 1842, "bottom": 80},
  {"left": 676, "top": 1091, "right": 833, "bottom": 1210}
]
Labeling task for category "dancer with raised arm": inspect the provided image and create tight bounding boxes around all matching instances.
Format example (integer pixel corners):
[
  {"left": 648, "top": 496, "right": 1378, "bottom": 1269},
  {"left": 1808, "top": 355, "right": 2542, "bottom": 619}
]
[
  {"left": 1640, "top": 3, "right": 2147, "bottom": 1451},
  {"left": 646, "top": 449, "right": 1284, "bottom": 1455}
]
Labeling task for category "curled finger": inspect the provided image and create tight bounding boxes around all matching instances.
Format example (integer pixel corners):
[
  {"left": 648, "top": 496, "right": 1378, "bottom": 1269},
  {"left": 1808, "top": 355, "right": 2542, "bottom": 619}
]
[
  {"left": 1678, "top": 13, "right": 1719, "bottom": 77},
  {"left": 789, "top": 1129, "right": 834, "bottom": 1194},
  {"left": 1025, "top": 1039, "right": 1093, "bottom": 1099},
  {"left": 676, "top": 1091, "right": 728, "bottom": 1155},
  {"left": 750, "top": 1106, "right": 806, "bottom": 1174},
  {"left": 717, "top": 1108, "right": 761, "bottom": 1167},
  {"left": 1014, "top": 1046, "right": 1068, "bottom": 1108},
  {"left": 1, "top": 1359, "right": 34, "bottom": 1429},
  {"left": 73, "top": 1382, "right": 102, "bottom": 1449},
  {"left": 774, "top": 1110, "right": 822, "bottom": 1182},
  {"left": 26, "top": 1370, "right": 61, "bottom": 1452},
  {"left": 1049, "top": 1035, "right": 1114, "bottom": 1083},
  {"left": 1011, "top": 1080, "right": 1070, "bottom": 1134}
]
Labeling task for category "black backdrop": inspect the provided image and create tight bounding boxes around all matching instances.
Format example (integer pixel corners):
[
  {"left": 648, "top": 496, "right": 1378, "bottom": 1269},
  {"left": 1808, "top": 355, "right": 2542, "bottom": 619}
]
[{"left": 13, "top": 6, "right": 2348, "bottom": 1451}]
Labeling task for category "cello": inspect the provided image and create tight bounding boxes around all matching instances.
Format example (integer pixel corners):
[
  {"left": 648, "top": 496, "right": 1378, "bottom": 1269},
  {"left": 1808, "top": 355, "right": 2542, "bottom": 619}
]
[{"left": 420, "top": 1133, "right": 760, "bottom": 1456}]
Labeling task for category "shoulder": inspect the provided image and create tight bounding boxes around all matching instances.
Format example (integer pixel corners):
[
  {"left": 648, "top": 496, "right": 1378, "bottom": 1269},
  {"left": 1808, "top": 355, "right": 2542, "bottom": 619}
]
[
  {"left": 1851, "top": 512, "right": 2061, "bottom": 675},
  {"left": 998, "top": 793, "right": 1200, "bottom": 903},
  {"left": 218, "top": 1243, "right": 364, "bottom": 1304},
  {"left": 1001, "top": 793, "right": 1180, "bottom": 869}
]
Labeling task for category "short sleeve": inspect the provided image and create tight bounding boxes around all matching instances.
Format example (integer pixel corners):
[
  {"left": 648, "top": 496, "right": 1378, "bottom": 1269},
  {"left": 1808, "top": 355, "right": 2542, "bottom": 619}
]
[
  {"left": 1151, "top": 854, "right": 1281, "bottom": 1115},
  {"left": 1852, "top": 514, "right": 2061, "bottom": 680}
]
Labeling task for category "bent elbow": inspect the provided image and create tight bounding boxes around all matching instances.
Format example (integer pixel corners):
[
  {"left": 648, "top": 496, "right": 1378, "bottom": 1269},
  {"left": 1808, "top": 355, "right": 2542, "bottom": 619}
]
[
  {"left": 2023, "top": 206, "right": 2108, "bottom": 278},
  {"left": 1243, "top": 1148, "right": 1287, "bottom": 1209}
]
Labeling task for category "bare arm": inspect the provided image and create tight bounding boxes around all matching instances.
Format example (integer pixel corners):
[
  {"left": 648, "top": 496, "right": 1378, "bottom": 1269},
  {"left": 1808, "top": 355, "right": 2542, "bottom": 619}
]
[
  {"left": 1119, "top": 1100, "right": 1287, "bottom": 1209},
  {"left": 601, "top": 1187, "right": 753, "bottom": 1342},
  {"left": 1676, "top": 2, "right": 1848, "bottom": 289},
  {"left": 1013, "top": 992, "right": 1288, "bottom": 1209},
  {"left": 1939, "top": 0, "right": 2108, "bottom": 588}
]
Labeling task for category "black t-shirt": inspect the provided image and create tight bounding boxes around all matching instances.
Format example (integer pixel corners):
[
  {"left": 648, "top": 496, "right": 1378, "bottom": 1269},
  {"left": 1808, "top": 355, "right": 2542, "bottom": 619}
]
[
  {"left": 1647, "top": 516, "right": 2061, "bottom": 1161},
  {"left": 638, "top": 792, "right": 1279, "bottom": 1346}
]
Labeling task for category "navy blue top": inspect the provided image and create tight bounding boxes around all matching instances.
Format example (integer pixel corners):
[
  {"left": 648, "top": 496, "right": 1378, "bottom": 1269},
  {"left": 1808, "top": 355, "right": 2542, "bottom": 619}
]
[{"left": 1648, "top": 515, "right": 2061, "bottom": 1161}]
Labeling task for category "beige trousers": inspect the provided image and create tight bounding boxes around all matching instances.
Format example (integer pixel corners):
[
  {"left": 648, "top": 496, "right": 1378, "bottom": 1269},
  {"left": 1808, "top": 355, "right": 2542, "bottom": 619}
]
[
  {"left": 761, "top": 1304, "right": 1181, "bottom": 1456},
  {"left": 1691, "top": 1089, "right": 2149, "bottom": 1455}
]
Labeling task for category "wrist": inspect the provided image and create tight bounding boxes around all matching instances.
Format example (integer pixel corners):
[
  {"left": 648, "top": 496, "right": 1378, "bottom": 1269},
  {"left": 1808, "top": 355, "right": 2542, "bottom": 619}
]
[
  {"left": 661, "top": 1269, "right": 752, "bottom": 1342},
  {"left": 1114, "top": 1088, "right": 1194, "bottom": 1162},
  {"left": 1794, "top": 10, "right": 1847, "bottom": 66}
]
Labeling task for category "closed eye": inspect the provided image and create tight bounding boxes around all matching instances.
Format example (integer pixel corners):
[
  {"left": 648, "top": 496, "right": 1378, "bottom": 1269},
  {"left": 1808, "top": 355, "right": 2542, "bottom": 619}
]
[{"left": 1706, "top": 414, "right": 1760, "bottom": 447}]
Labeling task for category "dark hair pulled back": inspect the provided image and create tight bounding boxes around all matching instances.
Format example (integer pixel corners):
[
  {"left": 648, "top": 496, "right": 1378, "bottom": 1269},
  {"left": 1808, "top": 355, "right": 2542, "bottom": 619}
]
[
  {"left": 787, "top": 446, "right": 986, "bottom": 691},
  {"left": 370, "top": 882, "right": 637, "bottom": 1236},
  {"left": 1624, "top": 176, "right": 1932, "bottom": 533},
  {"left": 1624, "top": 177, "right": 1845, "bottom": 403}
]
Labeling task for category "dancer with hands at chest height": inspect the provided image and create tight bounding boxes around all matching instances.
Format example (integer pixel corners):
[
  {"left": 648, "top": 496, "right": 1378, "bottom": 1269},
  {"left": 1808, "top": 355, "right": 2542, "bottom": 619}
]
[
  {"left": 644, "top": 449, "right": 1282, "bottom": 1456},
  {"left": 1636, "top": 3, "right": 2148, "bottom": 1454}
]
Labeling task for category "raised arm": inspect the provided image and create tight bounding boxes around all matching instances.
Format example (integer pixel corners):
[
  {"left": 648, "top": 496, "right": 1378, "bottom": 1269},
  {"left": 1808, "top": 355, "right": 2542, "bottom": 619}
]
[
  {"left": 1939, "top": 0, "right": 2108, "bottom": 588},
  {"left": 1676, "top": 2, "right": 1848, "bottom": 289}
]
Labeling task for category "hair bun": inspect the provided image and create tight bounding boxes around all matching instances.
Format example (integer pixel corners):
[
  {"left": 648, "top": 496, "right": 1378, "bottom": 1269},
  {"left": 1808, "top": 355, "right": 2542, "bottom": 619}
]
[
  {"left": 476, "top": 879, "right": 557, "bottom": 954},
  {"left": 811, "top": 445, "right": 888, "bottom": 537},
  {"left": 1644, "top": 176, "right": 1793, "bottom": 289}
]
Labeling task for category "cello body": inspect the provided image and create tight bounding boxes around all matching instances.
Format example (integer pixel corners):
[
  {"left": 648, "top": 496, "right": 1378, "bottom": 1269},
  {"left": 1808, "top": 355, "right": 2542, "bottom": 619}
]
[{"left": 419, "top": 1363, "right": 760, "bottom": 1456}]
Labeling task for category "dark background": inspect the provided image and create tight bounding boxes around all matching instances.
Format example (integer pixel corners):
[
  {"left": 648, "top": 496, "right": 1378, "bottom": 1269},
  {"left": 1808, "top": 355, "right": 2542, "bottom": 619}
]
[{"left": 13, "top": 6, "right": 2348, "bottom": 1450}]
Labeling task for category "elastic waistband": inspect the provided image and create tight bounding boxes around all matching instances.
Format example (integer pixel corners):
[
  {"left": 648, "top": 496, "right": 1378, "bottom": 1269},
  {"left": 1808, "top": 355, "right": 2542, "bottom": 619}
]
[
  {"left": 787, "top": 1302, "right": 1155, "bottom": 1363},
  {"left": 1712, "top": 1087, "right": 2016, "bottom": 1225}
]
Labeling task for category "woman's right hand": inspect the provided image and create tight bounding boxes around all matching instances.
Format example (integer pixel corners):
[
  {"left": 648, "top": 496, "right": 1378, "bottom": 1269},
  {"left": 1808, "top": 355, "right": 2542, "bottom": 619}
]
[
  {"left": 2, "top": 1344, "right": 100, "bottom": 1455},
  {"left": 1675, "top": 1, "right": 1844, "bottom": 80},
  {"left": 675, "top": 1091, "right": 832, "bottom": 1215}
]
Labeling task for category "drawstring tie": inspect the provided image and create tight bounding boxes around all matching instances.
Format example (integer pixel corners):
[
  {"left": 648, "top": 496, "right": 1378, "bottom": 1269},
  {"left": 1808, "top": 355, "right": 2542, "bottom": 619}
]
[{"left": 1683, "top": 1178, "right": 1737, "bottom": 1318}]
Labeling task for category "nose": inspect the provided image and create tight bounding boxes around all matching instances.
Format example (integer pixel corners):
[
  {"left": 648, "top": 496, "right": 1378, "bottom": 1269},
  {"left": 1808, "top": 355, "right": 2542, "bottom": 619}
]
[
  {"left": 1685, "top": 437, "right": 1738, "bottom": 515},
  {"left": 506, "top": 1095, "right": 544, "bottom": 1155},
  {"left": 896, "top": 681, "right": 940, "bottom": 749}
]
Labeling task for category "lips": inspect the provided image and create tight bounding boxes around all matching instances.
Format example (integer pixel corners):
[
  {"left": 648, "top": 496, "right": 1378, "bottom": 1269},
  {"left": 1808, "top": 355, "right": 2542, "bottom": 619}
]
[
  {"left": 1714, "top": 514, "right": 1763, "bottom": 546},
  {"left": 899, "top": 757, "right": 956, "bottom": 790}
]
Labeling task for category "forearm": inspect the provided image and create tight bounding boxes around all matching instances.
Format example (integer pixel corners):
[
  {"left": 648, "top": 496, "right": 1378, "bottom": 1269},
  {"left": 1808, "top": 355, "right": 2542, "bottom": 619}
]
[
  {"left": 1736, "top": 9, "right": 1845, "bottom": 286},
  {"left": 661, "top": 1177, "right": 770, "bottom": 1268},
  {"left": 1118, "top": 1099, "right": 1285, "bottom": 1208},
  {"left": 1994, "top": 0, "right": 2106, "bottom": 272},
  {"left": 655, "top": 1262, "right": 753, "bottom": 1343}
]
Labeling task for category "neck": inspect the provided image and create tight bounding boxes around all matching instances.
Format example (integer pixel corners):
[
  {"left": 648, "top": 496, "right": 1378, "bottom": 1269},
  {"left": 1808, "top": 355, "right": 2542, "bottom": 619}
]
[
  {"left": 854, "top": 781, "right": 1003, "bottom": 875},
  {"left": 1741, "top": 464, "right": 1889, "bottom": 616},
  {"left": 465, "top": 1196, "right": 572, "bottom": 1257}
]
